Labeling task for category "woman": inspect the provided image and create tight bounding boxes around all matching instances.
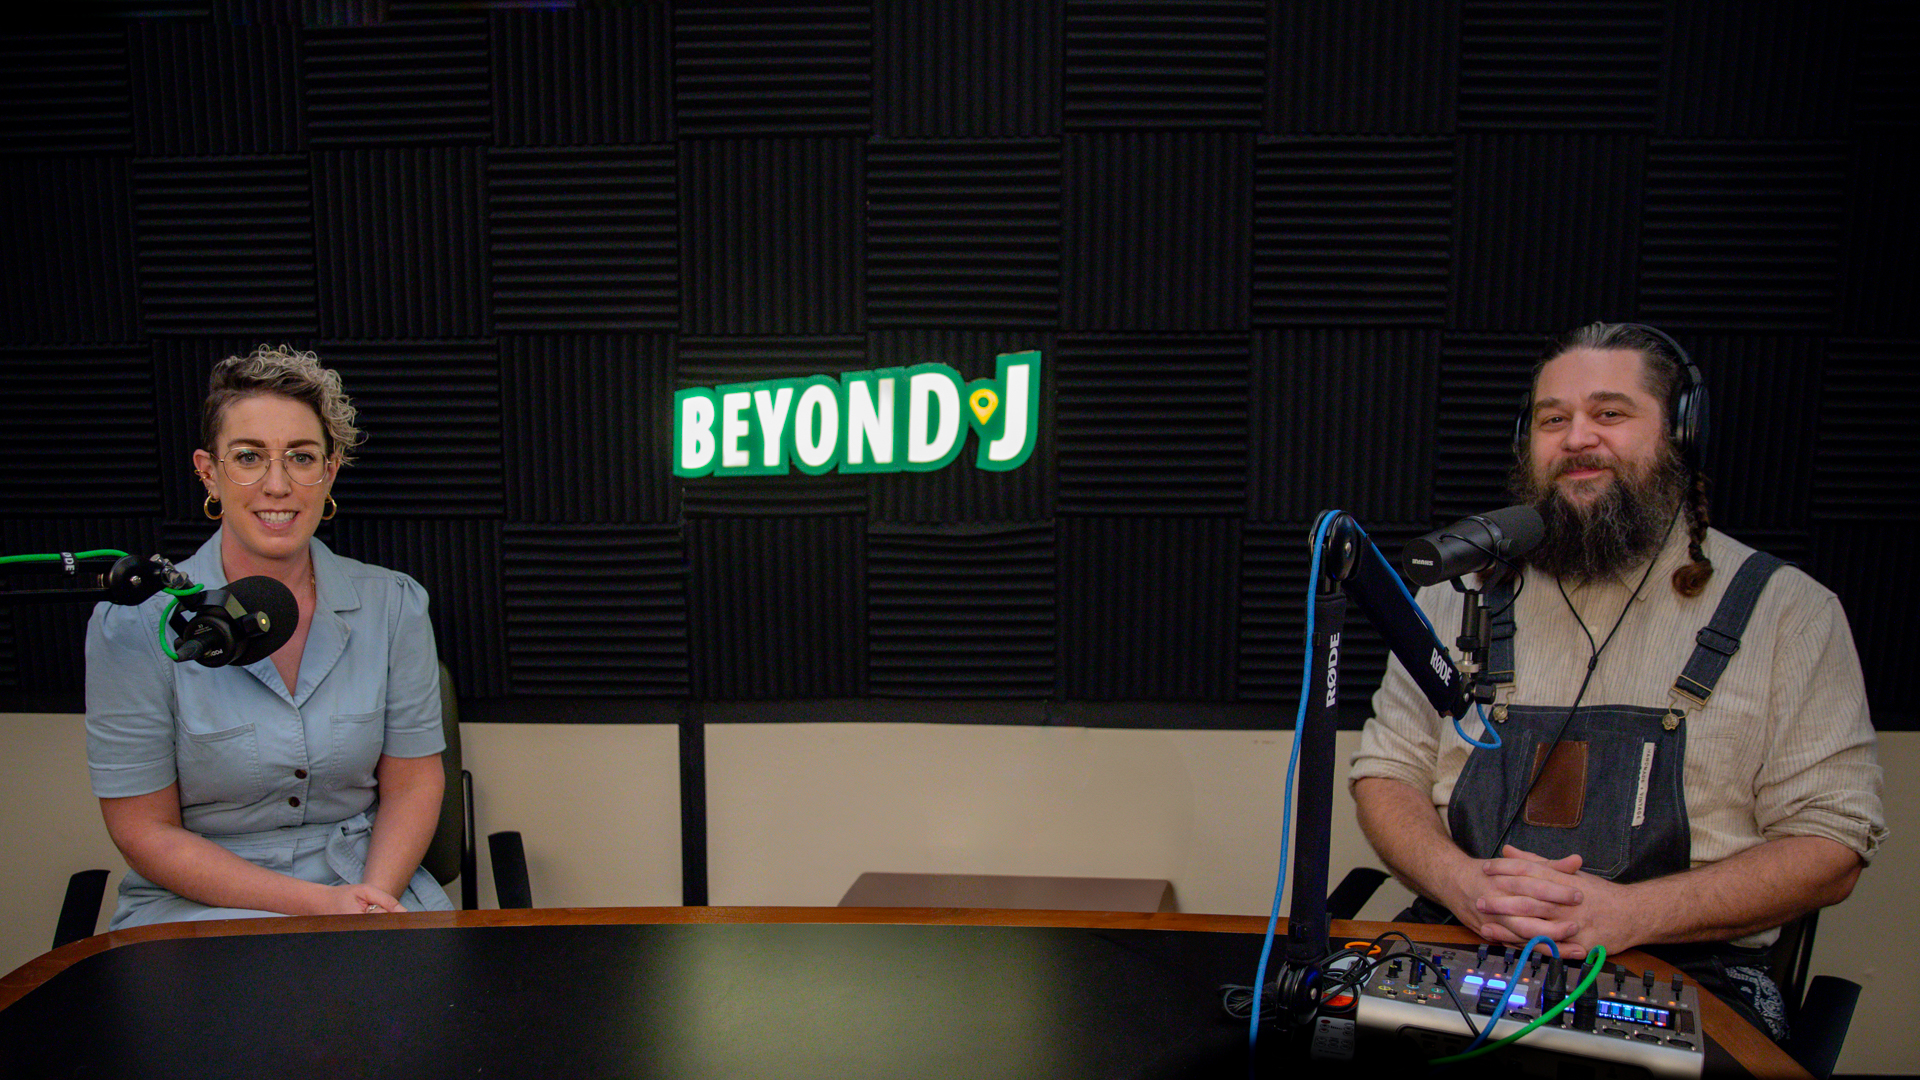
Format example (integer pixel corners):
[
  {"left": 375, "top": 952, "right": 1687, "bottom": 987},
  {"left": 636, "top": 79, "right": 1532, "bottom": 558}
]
[{"left": 85, "top": 345, "right": 453, "bottom": 927}]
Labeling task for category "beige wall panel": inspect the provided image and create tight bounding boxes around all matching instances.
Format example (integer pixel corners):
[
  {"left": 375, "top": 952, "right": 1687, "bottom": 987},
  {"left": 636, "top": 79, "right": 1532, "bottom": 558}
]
[
  {"left": 0, "top": 713, "right": 125, "bottom": 978},
  {"left": 459, "top": 722, "right": 683, "bottom": 910},
  {"left": 704, "top": 724, "right": 1404, "bottom": 916}
]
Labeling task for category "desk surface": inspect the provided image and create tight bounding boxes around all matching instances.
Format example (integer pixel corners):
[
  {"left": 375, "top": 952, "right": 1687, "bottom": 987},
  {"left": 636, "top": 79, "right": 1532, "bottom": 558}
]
[{"left": 0, "top": 907, "right": 1807, "bottom": 1079}]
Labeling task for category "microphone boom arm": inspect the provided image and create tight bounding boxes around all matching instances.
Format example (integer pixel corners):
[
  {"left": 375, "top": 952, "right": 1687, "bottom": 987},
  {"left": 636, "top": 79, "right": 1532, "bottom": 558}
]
[
  {"left": 1283, "top": 511, "right": 1475, "bottom": 962},
  {"left": 0, "top": 552, "right": 189, "bottom": 606}
]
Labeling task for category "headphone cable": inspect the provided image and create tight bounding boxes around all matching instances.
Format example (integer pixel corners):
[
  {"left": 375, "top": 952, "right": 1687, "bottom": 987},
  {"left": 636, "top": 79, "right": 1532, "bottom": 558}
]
[{"left": 1487, "top": 512, "right": 1675, "bottom": 856}]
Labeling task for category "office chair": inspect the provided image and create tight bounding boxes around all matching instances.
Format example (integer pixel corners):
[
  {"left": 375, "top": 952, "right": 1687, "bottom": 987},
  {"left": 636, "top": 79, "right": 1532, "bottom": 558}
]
[
  {"left": 428, "top": 661, "right": 534, "bottom": 912},
  {"left": 1769, "top": 911, "right": 1861, "bottom": 1080},
  {"left": 1323, "top": 867, "right": 1861, "bottom": 1078},
  {"left": 52, "top": 662, "right": 533, "bottom": 950}
]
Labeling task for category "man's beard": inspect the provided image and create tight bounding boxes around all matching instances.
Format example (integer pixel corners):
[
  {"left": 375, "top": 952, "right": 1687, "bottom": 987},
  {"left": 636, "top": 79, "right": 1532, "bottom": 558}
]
[{"left": 1509, "top": 445, "right": 1689, "bottom": 583}]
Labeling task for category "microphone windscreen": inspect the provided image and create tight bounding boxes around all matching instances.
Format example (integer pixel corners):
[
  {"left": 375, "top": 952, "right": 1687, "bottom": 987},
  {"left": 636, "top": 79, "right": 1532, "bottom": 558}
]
[
  {"left": 225, "top": 575, "right": 300, "bottom": 666},
  {"left": 1479, "top": 504, "right": 1546, "bottom": 558},
  {"left": 1401, "top": 504, "right": 1548, "bottom": 586}
]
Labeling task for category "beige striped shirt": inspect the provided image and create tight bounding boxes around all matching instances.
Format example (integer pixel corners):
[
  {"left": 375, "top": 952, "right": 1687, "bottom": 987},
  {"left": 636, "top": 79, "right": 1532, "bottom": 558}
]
[{"left": 1352, "top": 525, "right": 1887, "bottom": 886}]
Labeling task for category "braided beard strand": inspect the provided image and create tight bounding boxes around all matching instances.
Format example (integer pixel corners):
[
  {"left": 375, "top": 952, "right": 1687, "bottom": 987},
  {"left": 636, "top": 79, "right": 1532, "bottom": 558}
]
[{"left": 1510, "top": 445, "right": 1689, "bottom": 583}]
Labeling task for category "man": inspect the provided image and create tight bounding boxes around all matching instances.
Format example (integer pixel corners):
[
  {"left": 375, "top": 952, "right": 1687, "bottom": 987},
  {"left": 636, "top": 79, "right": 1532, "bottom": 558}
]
[{"left": 1350, "top": 323, "right": 1886, "bottom": 1041}]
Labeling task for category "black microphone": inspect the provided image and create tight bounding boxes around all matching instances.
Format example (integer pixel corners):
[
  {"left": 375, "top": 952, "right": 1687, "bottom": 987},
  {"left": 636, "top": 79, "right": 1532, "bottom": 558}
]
[
  {"left": 1401, "top": 505, "right": 1546, "bottom": 587},
  {"left": 171, "top": 576, "right": 299, "bottom": 667}
]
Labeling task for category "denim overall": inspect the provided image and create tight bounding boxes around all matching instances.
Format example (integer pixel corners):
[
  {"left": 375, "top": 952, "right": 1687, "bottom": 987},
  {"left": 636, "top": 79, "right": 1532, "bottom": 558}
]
[{"left": 1404, "top": 551, "right": 1792, "bottom": 1041}]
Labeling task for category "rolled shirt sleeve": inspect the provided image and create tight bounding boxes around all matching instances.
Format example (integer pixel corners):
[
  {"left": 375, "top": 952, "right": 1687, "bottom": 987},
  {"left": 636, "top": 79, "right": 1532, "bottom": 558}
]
[{"left": 1750, "top": 591, "right": 1886, "bottom": 861}]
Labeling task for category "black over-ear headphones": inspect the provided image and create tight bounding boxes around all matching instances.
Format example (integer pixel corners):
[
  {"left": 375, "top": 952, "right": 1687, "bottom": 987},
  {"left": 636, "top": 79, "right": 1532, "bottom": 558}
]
[{"left": 1513, "top": 322, "right": 1706, "bottom": 472}]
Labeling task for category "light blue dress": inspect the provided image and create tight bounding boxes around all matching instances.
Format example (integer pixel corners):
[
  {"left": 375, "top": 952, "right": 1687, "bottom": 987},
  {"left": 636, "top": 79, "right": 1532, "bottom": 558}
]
[{"left": 85, "top": 532, "right": 454, "bottom": 928}]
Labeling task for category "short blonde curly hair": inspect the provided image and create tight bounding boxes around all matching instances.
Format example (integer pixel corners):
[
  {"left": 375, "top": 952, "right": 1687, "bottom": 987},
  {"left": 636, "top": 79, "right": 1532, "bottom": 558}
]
[{"left": 201, "top": 344, "right": 363, "bottom": 465}]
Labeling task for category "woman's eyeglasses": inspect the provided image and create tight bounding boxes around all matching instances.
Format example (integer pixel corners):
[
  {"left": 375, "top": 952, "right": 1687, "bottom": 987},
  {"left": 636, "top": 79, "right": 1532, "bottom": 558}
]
[{"left": 214, "top": 447, "right": 332, "bottom": 487}]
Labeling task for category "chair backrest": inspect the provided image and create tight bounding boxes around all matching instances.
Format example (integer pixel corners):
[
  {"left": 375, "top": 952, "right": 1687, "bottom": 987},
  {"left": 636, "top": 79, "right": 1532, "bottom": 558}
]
[
  {"left": 1768, "top": 909, "right": 1820, "bottom": 1019},
  {"left": 420, "top": 661, "right": 466, "bottom": 887}
]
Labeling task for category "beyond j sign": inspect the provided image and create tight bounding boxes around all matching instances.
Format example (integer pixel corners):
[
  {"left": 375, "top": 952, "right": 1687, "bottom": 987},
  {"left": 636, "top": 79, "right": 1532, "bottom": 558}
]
[{"left": 674, "top": 350, "right": 1040, "bottom": 477}]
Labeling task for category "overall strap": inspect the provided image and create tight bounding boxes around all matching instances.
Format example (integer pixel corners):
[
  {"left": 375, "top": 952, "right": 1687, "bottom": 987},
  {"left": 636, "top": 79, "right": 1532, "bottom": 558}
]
[
  {"left": 1671, "top": 551, "right": 1786, "bottom": 708},
  {"left": 1482, "top": 552, "right": 1784, "bottom": 697}
]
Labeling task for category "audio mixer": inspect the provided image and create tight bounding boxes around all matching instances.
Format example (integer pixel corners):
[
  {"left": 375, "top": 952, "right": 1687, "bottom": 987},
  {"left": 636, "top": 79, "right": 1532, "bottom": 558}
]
[{"left": 1339, "top": 942, "right": 1706, "bottom": 1077}]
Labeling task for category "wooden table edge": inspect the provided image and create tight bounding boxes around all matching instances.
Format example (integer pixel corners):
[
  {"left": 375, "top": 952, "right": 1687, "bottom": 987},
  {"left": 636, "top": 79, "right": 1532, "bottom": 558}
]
[{"left": 0, "top": 907, "right": 1809, "bottom": 1078}]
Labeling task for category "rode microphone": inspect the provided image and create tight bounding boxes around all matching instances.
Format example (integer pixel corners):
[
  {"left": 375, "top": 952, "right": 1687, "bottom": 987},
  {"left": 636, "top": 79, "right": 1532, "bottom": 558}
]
[
  {"left": 170, "top": 576, "right": 299, "bottom": 667},
  {"left": 1401, "top": 505, "right": 1546, "bottom": 587}
]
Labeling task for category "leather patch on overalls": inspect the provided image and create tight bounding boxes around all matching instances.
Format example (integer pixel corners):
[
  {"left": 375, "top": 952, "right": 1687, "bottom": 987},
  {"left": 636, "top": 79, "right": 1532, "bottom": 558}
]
[{"left": 1524, "top": 741, "right": 1588, "bottom": 828}]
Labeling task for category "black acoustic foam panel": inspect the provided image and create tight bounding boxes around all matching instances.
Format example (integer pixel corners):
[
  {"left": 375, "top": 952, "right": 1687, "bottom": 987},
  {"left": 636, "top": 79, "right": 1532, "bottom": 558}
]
[
  {"left": 1840, "top": 135, "right": 1920, "bottom": 336},
  {"left": 865, "top": 140, "right": 1061, "bottom": 329},
  {"left": 1058, "top": 516, "right": 1239, "bottom": 701},
  {"left": 0, "top": 30, "right": 132, "bottom": 154},
  {"left": 686, "top": 516, "right": 864, "bottom": 700},
  {"left": 505, "top": 523, "right": 690, "bottom": 698},
  {"left": 1639, "top": 142, "right": 1847, "bottom": 333},
  {"left": 1658, "top": 2, "right": 1854, "bottom": 138},
  {"left": 1054, "top": 334, "right": 1250, "bottom": 515},
  {"left": 673, "top": 3, "right": 870, "bottom": 137},
  {"left": 1064, "top": 0, "right": 1264, "bottom": 131},
  {"left": 1688, "top": 334, "right": 1821, "bottom": 531},
  {"left": 679, "top": 138, "right": 865, "bottom": 336},
  {"left": 1269, "top": 0, "right": 1458, "bottom": 135},
  {"left": 873, "top": 0, "right": 1062, "bottom": 138},
  {"left": 314, "top": 147, "right": 488, "bottom": 339},
  {"left": 490, "top": 6, "right": 672, "bottom": 147},
  {"left": 1249, "top": 329, "right": 1438, "bottom": 526},
  {"left": 1062, "top": 132, "right": 1253, "bottom": 332},
  {"left": 501, "top": 333, "right": 675, "bottom": 524},
  {"left": 1854, "top": 1, "right": 1920, "bottom": 129},
  {"left": 489, "top": 146, "right": 679, "bottom": 332},
  {"left": 868, "top": 523, "right": 1056, "bottom": 698},
  {"left": 134, "top": 156, "right": 321, "bottom": 336},
  {"left": 0, "top": 157, "right": 139, "bottom": 345},
  {"left": 1254, "top": 138, "right": 1452, "bottom": 326},
  {"left": 1458, "top": 0, "right": 1660, "bottom": 130},
  {"left": 1814, "top": 341, "right": 1919, "bottom": 523},
  {"left": 0, "top": 347, "right": 160, "bottom": 516},
  {"left": 1452, "top": 133, "right": 1645, "bottom": 332},
  {"left": 316, "top": 340, "right": 503, "bottom": 516},
  {"left": 1813, "top": 523, "right": 1914, "bottom": 719},
  {"left": 304, "top": 17, "right": 489, "bottom": 146},
  {"left": 1432, "top": 333, "right": 1538, "bottom": 523},
  {"left": 130, "top": 21, "right": 305, "bottom": 156}
]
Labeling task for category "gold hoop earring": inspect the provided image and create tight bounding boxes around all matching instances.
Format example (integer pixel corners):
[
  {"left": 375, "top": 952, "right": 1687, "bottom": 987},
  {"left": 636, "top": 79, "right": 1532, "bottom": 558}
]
[
  {"left": 323, "top": 496, "right": 338, "bottom": 521},
  {"left": 203, "top": 494, "right": 222, "bottom": 520}
]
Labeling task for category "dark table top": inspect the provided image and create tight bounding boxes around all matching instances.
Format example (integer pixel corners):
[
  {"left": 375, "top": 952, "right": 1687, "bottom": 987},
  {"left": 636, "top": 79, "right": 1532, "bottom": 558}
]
[{"left": 0, "top": 908, "right": 1805, "bottom": 1080}]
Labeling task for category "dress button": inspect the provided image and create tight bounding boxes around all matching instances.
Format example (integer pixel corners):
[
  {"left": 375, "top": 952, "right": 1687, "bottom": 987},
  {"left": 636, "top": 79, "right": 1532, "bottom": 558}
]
[
  {"left": 294, "top": 769, "right": 308, "bottom": 779},
  {"left": 288, "top": 796, "right": 301, "bottom": 807}
]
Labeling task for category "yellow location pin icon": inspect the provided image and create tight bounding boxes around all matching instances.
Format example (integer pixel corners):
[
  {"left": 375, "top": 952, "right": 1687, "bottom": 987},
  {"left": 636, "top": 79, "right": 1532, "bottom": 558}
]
[{"left": 969, "top": 387, "right": 999, "bottom": 425}]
